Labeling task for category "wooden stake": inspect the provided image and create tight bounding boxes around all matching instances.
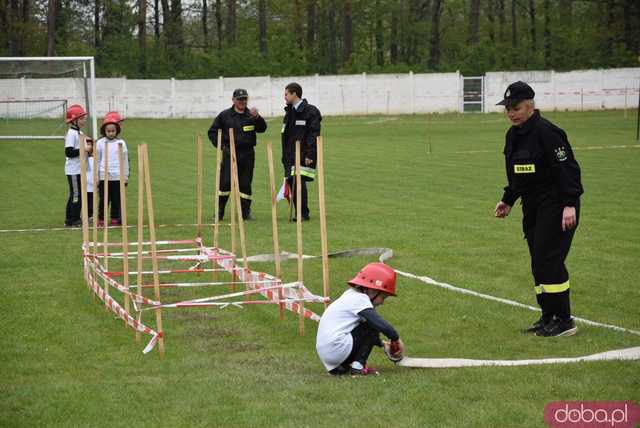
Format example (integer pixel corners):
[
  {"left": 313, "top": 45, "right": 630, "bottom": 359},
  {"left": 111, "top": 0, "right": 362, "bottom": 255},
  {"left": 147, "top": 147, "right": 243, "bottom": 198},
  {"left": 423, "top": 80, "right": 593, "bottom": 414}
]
[
  {"left": 141, "top": 144, "right": 165, "bottom": 358},
  {"left": 266, "top": 142, "right": 284, "bottom": 320},
  {"left": 213, "top": 130, "right": 222, "bottom": 282},
  {"left": 196, "top": 135, "right": 204, "bottom": 238},
  {"left": 136, "top": 145, "right": 144, "bottom": 343},
  {"left": 118, "top": 143, "right": 131, "bottom": 320},
  {"left": 79, "top": 134, "right": 89, "bottom": 250},
  {"left": 102, "top": 141, "right": 110, "bottom": 307},
  {"left": 229, "top": 129, "right": 238, "bottom": 292},
  {"left": 230, "top": 130, "right": 249, "bottom": 270},
  {"left": 316, "top": 137, "right": 330, "bottom": 307},
  {"left": 295, "top": 140, "right": 304, "bottom": 335},
  {"left": 92, "top": 136, "right": 99, "bottom": 262}
]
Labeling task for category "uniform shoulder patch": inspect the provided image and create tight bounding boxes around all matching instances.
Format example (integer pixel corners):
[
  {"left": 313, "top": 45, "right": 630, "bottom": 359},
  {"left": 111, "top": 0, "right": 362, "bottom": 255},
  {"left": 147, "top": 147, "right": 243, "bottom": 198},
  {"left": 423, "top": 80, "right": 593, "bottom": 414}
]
[{"left": 554, "top": 146, "right": 568, "bottom": 162}]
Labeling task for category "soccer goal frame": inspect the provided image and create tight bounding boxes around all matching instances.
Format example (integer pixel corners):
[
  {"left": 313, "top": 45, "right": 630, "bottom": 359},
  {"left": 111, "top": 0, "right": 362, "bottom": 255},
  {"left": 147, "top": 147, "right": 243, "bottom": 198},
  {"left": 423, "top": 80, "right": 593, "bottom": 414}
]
[{"left": 0, "top": 56, "right": 98, "bottom": 140}]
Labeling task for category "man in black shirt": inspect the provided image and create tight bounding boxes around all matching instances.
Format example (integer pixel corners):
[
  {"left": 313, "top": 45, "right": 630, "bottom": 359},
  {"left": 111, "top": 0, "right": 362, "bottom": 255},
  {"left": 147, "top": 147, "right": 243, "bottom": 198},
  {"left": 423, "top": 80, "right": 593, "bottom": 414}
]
[
  {"left": 495, "top": 81, "right": 583, "bottom": 337},
  {"left": 281, "top": 82, "right": 322, "bottom": 221},
  {"left": 208, "top": 89, "right": 267, "bottom": 220}
]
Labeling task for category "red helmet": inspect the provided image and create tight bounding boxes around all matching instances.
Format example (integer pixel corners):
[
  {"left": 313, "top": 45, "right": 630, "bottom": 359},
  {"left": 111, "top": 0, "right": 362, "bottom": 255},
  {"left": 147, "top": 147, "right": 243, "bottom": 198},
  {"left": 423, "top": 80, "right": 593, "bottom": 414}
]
[
  {"left": 101, "top": 111, "right": 124, "bottom": 134},
  {"left": 348, "top": 262, "right": 397, "bottom": 296},
  {"left": 66, "top": 104, "right": 87, "bottom": 123}
]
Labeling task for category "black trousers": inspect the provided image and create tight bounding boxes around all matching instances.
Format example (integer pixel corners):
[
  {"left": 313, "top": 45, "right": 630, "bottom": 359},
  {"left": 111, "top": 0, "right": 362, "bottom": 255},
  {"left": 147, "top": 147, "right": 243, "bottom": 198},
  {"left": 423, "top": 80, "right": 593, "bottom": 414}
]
[
  {"left": 329, "top": 322, "right": 382, "bottom": 375},
  {"left": 524, "top": 198, "right": 579, "bottom": 322},
  {"left": 285, "top": 165, "right": 309, "bottom": 219},
  {"left": 98, "top": 180, "right": 122, "bottom": 221},
  {"left": 218, "top": 149, "right": 255, "bottom": 218},
  {"left": 87, "top": 191, "right": 93, "bottom": 218},
  {"left": 65, "top": 174, "right": 82, "bottom": 225}
]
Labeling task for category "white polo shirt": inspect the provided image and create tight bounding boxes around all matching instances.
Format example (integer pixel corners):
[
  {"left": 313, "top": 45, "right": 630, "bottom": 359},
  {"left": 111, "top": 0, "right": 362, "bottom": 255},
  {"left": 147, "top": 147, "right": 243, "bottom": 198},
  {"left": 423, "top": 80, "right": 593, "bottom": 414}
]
[
  {"left": 64, "top": 128, "right": 84, "bottom": 175},
  {"left": 316, "top": 288, "right": 372, "bottom": 371},
  {"left": 96, "top": 137, "right": 129, "bottom": 181}
]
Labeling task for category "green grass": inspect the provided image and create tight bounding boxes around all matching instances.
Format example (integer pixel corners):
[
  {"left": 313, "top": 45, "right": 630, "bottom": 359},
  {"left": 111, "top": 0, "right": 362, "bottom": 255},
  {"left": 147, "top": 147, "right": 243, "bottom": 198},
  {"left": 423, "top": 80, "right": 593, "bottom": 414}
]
[{"left": 1, "top": 111, "right": 639, "bottom": 427}]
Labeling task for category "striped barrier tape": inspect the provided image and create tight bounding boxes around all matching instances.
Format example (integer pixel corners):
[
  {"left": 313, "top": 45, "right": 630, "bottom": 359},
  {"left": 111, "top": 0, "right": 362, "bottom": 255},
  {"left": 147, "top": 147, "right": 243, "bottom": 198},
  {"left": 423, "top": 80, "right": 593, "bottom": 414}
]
[{"left": 85, "top": 267, "right": 160, "bottom": 354}]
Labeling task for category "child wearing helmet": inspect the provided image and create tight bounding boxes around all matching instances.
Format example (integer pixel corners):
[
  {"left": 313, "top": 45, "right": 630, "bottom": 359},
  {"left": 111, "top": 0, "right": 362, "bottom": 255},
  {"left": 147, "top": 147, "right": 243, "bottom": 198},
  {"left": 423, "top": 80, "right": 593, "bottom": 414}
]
[
  {"left": 316, "top": 262, "right": 405, "bottom": 376},
  {"left": 64, "top": 104, "right": 92, "bottom": 227},
  {"left": 95, "top": 111, "right": 129, "bottom": 227}
]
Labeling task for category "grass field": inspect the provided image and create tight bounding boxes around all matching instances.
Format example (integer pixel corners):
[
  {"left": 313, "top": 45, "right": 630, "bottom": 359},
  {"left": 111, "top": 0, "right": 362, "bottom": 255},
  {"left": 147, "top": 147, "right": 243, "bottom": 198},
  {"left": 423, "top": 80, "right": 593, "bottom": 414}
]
[{"left": 1, "top": 110, "right": 639, "bottom": 427}]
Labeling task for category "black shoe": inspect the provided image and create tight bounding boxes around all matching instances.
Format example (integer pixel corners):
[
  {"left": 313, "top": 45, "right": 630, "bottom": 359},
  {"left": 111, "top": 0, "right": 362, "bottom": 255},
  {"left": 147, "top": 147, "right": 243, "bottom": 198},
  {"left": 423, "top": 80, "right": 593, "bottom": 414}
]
[
  {"left": 291, "top": 215, "right": 310, "bottom": 222},
  {"left": 523, "top": 315, "right": 549, "bottom": 334},
  {"left": 217, "top": 212, "right": 224, "bottom": 221},
  {"left": 536, "top": 317, "right": 577, "bottom": 337},
  {"left": 242, "top": 213, "right": 252, "bottom": 220},
  {"left": 64, "top": 220, "right": 82, "bottom": 228}
]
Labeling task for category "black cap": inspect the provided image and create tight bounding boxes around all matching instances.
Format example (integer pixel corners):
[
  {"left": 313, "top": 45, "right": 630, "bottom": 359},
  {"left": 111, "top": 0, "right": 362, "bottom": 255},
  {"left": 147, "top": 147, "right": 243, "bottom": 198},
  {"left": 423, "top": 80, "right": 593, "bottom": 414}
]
[
  {"left": 496, "top": 81, "right": 535, "bottom": 107},
  {"left": 233, "top": 88, "right": 249, "bottom": 99}
]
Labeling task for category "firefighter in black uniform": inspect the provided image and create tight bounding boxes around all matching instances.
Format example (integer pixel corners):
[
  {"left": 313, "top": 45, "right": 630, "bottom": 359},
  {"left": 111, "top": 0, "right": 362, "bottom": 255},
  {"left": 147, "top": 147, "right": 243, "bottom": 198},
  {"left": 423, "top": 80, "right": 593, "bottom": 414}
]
[
  {"left": 494, "top": 81, "right": 583, "bottom": 337},
  {"left": 208, "top": 89, "right": 267, "bottom": 220},
  {"left": 281, "top": 82, "right": 322, "bottom": 221}
]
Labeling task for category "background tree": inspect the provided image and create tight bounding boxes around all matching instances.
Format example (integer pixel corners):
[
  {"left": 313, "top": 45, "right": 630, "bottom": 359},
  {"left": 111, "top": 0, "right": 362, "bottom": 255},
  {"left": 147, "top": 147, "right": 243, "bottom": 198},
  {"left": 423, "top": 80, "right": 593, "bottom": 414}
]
[{"left": 0, "top": 0, "right": 635, "bottom": 78}]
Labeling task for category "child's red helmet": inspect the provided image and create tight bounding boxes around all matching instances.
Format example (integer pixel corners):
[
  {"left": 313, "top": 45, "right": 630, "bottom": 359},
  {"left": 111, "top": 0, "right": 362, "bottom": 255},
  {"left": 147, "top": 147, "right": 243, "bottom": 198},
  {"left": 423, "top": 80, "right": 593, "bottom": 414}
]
[
  {"left": 101, "top": 111, "right": 124, "bottom": 134},
  {"left": 66, "top": 104, "right": 87, "bottom": 123},
  {"left": 348, "top": 262, "right": 397, "bottom": 296}
]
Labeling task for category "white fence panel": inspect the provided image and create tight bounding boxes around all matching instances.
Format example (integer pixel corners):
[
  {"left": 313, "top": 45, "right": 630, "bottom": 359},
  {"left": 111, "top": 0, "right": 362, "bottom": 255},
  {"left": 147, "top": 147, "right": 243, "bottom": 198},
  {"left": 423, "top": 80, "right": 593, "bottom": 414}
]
[{"left": 2, "top": 67, "right": 638, "bottom": 118}]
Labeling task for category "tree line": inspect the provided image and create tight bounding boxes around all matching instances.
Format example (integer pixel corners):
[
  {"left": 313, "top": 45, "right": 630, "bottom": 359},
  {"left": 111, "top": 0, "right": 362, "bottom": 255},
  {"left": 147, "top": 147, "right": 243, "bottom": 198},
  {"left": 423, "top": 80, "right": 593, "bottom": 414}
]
[{"left": 1, "top": 0, "right": 638, "bottom": 78}]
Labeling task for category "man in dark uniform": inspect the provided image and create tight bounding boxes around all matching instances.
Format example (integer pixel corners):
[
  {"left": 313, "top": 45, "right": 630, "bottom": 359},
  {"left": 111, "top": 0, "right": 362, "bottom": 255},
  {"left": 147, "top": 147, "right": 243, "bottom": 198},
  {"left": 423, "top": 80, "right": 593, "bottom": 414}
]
[
  {"left": 494, "top": 81, "right": 584, "bottom": 337},
  {"left": 281, "top": 82, "right": 322, "bottom": 221},
  {"left": 208, "top": 88, "right": 267, "bottom": 220}
]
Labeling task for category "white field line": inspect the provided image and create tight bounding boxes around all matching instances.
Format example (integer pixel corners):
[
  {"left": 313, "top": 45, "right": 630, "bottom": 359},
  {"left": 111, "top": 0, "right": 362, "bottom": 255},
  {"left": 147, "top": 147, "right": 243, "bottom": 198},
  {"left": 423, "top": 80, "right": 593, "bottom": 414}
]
[
  {"left": 364, "top": 117, "right": 399, "bottom": 125},
  {"left": 453, "top": 144, "right": 640, "bottom": 155},
  {"left": 0, "top": 223, "right": 230, "bottom": 234},
  {"left": 394, "top": 268, "right": 640, "bottom": 337}
]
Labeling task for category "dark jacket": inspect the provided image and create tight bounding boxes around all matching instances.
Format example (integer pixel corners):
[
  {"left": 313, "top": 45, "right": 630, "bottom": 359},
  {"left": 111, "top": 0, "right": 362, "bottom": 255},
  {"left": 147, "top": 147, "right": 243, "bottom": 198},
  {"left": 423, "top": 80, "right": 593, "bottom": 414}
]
[
  {"left": 208, "top": 106, "right": 267, "bottom": 151},
  {"left": 501, "top": 110, "right": 583, "bottom": 208},
  {"left": 281, "top": 99, "right": 322, "bottom": 169}
]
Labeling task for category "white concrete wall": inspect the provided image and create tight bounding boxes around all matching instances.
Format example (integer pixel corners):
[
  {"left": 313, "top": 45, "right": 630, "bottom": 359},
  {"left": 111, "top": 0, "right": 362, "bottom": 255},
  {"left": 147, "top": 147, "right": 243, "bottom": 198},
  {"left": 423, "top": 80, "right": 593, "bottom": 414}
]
[
  {"left": 2, "top": 68, "right": 638, "bottom": 118},
  {"left": 484, "top": 68, "right": 640, "bottom": 112}
]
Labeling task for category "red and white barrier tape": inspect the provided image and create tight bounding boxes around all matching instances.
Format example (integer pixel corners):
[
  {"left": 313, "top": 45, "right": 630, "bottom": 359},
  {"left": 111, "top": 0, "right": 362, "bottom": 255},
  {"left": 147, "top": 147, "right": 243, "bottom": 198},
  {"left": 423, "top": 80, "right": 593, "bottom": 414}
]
[{"left": 85, "top": 265, "right": 161, "bottom": 353}]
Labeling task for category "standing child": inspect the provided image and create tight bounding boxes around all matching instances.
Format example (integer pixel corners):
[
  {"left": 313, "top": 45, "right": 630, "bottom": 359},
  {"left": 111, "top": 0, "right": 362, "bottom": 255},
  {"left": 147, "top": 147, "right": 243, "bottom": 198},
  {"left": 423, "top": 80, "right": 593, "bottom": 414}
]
[
  {"left": 85, "top": 138, "right": 95, "bottom": 223},
  {"left": 96, "top": 111, "right": 129, "bottom": 227},
  {"left": 316, "top": 263, "right": 405, "bottom": 376},
  {"left": 64, "top": 104, "right": 91, "bottom": 227}
]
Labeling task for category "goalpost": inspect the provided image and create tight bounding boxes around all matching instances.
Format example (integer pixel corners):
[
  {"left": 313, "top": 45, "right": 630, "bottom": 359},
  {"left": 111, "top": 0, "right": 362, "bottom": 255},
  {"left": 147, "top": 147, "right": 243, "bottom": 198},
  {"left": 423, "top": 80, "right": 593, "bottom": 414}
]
[{"left": 0, "top": 56, "right": 98, "bottom": 140}]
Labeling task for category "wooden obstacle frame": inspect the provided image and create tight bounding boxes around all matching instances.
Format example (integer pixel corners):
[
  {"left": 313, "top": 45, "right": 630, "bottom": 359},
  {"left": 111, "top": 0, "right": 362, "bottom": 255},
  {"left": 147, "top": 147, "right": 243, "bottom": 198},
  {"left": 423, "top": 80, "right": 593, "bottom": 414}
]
[{"left": 78, "top": 131, "right": 331, "bottom": 357}]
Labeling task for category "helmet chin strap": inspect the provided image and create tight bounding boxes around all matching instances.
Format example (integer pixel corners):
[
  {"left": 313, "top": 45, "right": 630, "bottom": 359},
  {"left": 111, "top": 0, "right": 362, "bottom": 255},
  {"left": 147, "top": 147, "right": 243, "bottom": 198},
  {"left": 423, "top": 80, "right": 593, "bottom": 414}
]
[{"left": 370, "top": 291, "right": 382, "bottom": 303}]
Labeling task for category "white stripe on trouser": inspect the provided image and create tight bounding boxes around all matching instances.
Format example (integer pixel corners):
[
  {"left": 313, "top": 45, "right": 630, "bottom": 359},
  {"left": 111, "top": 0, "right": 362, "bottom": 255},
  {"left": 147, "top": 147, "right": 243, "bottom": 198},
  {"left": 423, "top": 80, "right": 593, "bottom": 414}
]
[{"left": 72, "top": 175, "right": 80, "bottom": 203}]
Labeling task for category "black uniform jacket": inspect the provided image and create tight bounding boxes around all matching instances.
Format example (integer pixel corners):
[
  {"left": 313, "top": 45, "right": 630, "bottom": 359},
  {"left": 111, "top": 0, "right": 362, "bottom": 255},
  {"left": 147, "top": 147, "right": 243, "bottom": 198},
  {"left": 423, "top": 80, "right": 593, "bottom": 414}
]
[
  {"left": 208, "top": 106, "right": 267, "bottom": 151},
  {"left": 501, "top": 110, "right": 583, "bottom": 208},
  {"left": 281, "top": 99, "right": 322, "bottom": 170}
]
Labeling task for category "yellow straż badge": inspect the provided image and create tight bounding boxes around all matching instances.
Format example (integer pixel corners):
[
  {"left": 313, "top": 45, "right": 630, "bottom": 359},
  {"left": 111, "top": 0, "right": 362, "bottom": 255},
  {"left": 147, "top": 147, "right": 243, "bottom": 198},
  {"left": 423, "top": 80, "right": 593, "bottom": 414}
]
[{"left": 514, "top": 164, "right": 536, "bottom": 174}]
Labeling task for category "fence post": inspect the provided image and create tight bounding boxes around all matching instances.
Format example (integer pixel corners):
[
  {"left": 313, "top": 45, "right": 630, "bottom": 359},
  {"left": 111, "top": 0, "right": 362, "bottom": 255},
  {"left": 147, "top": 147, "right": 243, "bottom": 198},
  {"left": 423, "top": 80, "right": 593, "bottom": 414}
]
[
  {"left": 410, "top": 71, "right": 415, "bottom": 115},
  {"left": 219, "top": 76, "right": 224, "bottom": 113},
  {"left": 170, "top": 77, "right": 176, "bottom": 118},
  {"left": 551, "top": 70, "right": 557, "bottom": 111},
  {"left": 457, "top": 70, "right": 462, "bottom": 113},
  {"left": 267, "top": 75, "right": 272, "bottom": 117},
  {"left": 362, "top": 72, "right": 368, "bottom": 115}
]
